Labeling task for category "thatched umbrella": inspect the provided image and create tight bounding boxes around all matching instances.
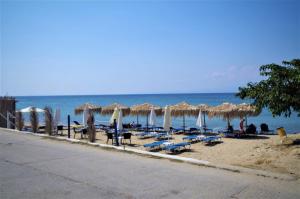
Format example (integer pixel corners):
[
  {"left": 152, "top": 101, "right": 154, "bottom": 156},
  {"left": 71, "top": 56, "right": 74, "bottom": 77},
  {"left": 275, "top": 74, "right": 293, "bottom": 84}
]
[
  {"left": 74, "top": 103, "right": 102, "bottom": 115},
  {"left": 101, "top": 103, "right": 130, "bottom": 116},
  {"left": 197, "top": 104, "right": 211, "bottom": 129},
  {"left": 169, "top": 102, "right": 198, "bottom": 131},
  {"left": 236, "top": 103, "right": 260, "bottom": 127},
  {"left": 207, "top": 102, "right": 238, "bottom": 128},
  {"left": 130, "top": 103, "right": 162, "bottom": 130}
]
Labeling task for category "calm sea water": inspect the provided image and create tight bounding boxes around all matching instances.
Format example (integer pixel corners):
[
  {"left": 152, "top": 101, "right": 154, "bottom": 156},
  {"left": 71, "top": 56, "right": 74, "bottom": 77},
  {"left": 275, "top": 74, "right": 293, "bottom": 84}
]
[{"left": 16, "top": 93, "right": 299, "bottom": 133}]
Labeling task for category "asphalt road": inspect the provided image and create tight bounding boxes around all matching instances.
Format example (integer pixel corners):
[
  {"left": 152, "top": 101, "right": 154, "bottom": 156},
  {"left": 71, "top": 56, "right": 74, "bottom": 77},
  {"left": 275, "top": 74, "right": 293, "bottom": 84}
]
[{"left": 0, "top": 129, "right": 299, "bottom": 199}]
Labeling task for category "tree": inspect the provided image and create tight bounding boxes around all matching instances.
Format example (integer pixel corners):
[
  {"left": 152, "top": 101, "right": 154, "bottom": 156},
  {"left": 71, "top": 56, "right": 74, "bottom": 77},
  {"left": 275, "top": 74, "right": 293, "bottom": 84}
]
[{"left": 236, "top": 59, "right": 300, "bottom": 117}]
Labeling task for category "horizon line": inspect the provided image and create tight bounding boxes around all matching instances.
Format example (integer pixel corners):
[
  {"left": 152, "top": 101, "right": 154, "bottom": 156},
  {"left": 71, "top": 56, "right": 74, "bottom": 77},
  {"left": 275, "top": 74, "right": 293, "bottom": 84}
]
[{"left": 10, "top": 91, "right": 238, "bottom": 98}]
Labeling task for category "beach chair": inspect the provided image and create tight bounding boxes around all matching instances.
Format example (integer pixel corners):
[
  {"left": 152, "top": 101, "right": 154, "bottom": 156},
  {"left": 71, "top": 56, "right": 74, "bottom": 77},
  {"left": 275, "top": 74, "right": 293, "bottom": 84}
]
[
  {"left": 106, "top": 133, "right": 114, "bottom": 144},
  {"left": 137, "top": 131, "right": 156, "bottom": 139},
  {"left": 202, "top": 136, "right": 221, "bottom": 144},
  {"left": 73, "top": 121, "right": 82, "bottom": 126},
  {"left": 56, "top": 125, "right": 64, "bottom": 135},
  {"left": 121, "top": 133, "right": 132, "bottom": 144},
  {"left": 144, "top": 141, "right": 170, "bottom": 150},
  {"left": 163, "top": 142, "right": 191, "bottom": 153},
  {"left": 170, "top": 127, "right": 185, "bottom": 134},
  {"left": 73, "top": 126, "right": 87, "bottom": 139},
  {"left": 186, "top": 128, "right": 201, "bottom": 135},
  {"left": 182, "top": 135, "right": 206, "bottom": 142},
  {"left": 155, "top": 132, "right": 172, "bottom": 140}
]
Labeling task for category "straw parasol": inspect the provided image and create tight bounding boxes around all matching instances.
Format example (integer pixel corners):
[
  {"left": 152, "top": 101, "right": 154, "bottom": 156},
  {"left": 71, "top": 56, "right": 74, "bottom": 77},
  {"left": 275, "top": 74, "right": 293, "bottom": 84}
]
[
  {"left": 130, "top": 103, "right": 162, "bottom": 116},
  {"left": 208, "top": 102, "right": 238, "bottom": 128},
  {"left": 74, "top": 103, "right": 102, "bottom": 115},
  {"left": 101, "top": 103, "right": 130, "bottom": 116},
  {"left": 236, "top": 103, "right": 259, "bottom": 117},
  {"left": 130, "top": 103, "right": 162, "bottom": 130},
  {"left": 236, "top": 103, "right": 260, "bottom": 127},
  {"left": 197, "top": 104, "right": 211, "bottom": 129},
  {"left": 169, "top": 102, "right": 198, "bottom": 131}
]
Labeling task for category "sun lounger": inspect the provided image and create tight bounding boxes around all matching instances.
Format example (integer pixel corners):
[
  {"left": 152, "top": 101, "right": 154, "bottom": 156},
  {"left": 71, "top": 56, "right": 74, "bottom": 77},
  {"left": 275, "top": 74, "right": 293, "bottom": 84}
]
[
  {"left": 182, "top": 135, "right": 206, "bottom": 142},
  {"left": 202, "top": 136, "right": 221, "bottom": 144},
  {"left": 171, "top": 127, "right": 187, "bottom": 133},
  {"left": 137, "top": 131, "right": 156, "bottom": 138},
  {"left": 163, "top": 142, "right": 191, "bottom": 153},
  {"left": 154, "top": 132, "right": 172, "bottom": 140},
  {"left": 144, "top": 141, "right": 171, "bottom": 150}
]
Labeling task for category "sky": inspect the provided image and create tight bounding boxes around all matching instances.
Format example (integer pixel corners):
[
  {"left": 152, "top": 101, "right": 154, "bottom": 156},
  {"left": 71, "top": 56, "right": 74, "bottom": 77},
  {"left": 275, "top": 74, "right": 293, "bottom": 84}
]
[{"left": 0, "top": 0, "right": 299, "bottom": 96}]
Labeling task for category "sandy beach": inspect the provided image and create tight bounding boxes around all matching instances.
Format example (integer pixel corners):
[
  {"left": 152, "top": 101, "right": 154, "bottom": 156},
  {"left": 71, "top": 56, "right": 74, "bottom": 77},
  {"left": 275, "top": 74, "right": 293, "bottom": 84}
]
[{"left": 59, "top": 129, "right": 300, "bottom": 178}]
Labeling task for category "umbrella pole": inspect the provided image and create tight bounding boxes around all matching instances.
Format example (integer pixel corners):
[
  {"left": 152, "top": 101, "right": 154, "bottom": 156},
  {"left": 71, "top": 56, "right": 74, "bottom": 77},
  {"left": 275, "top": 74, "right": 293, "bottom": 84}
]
[
  {"left": 146, "top": 114, "right": 149, "bottom": 132},
  {"left": 227, "top": 116, "right": 230, "bottom": 129},
  {"left": 245, "top": 115, "right": 248, "bottom": 128},
  {"left": 136, "top": 115, "right": 139, "bottom": 125},
  {"left": 203, "top": 112, "right": 206, "bottom": 132},
  {"left": 183, "top": 114, "right": 185, "bottom": 132}
]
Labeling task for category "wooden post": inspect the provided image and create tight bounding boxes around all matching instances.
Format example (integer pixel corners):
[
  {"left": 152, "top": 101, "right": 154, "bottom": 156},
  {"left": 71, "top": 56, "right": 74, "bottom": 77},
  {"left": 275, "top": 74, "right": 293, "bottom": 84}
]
[
  {"left": 146, "top": 114, "right": 149, "bottom": 132},
  {"left": 183, "top": 114, "right": 185, "bottom": 132}
]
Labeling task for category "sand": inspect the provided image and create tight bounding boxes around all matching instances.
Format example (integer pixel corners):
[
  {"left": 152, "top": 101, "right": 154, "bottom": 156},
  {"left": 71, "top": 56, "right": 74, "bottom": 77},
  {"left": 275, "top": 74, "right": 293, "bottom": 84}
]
[{"left": 56, "top": 128, "right": 300, "bottom": 178}]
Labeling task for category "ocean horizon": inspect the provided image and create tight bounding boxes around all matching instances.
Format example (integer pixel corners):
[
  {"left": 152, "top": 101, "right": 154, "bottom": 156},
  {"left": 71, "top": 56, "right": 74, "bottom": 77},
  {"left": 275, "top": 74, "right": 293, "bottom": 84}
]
[{"left": 15, "top": 93, "right": 300, "bottom": 134}]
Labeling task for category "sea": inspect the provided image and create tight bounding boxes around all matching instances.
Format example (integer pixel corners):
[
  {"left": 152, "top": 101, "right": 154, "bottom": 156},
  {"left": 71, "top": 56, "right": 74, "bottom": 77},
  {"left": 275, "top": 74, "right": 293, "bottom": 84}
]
[{"left": 16, "top": 93, "right": 300, "bottom": 133}]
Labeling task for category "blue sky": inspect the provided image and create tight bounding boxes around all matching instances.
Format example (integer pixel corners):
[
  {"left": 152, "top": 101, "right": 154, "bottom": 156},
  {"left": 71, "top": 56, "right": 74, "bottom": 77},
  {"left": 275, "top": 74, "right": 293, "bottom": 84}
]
[{"left": 0, "top": 0, "right": 299, "bottom": 96}]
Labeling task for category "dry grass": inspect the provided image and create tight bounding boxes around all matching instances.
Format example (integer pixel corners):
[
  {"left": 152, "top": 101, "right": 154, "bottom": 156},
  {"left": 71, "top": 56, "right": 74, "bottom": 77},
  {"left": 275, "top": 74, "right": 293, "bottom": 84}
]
[
  {"left": 30, "top": 108, "right": 39, "bottom": 133},
  {"left": 15, "top": 111, "right": 24, "bottom": 131},
  {"left": 44, "top": 106, "right": 53, "bottom": 135}
]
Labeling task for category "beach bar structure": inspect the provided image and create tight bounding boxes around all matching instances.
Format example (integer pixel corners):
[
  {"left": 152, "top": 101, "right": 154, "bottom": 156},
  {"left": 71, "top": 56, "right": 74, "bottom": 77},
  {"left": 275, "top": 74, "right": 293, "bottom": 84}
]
[{"left": 0, "top": 96, "right": 16, "bottom": 128}]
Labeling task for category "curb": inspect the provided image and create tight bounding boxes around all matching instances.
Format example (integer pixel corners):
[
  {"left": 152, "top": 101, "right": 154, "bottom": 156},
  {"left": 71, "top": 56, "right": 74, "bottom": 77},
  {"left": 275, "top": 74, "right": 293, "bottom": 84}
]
[{"left": 0, "top": 128, "right": 296, "bottom": 181}]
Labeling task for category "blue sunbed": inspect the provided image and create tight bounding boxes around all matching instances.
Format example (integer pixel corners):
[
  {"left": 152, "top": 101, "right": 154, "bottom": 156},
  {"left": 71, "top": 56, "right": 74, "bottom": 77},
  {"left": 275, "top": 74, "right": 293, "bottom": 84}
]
[
  {"left": 182, "top": 135, "right": 198, "bottom": 142},
  {"left": 144, "top": 141, "right": 169, "bottom": 150},
  {"left": 182, "top": 135, "right": 206, "bottom": 142},
  {"left": 137, "top": 131, "right": 156, "bottom": 138},
  {"left": 163, "top": 142, "right": 191, "bottom": 153},
  {"left": 155, "top": 132, "right": 172, "bottom": 140},
  {"left": 203, "top": 136, "right": 221, "bottom": 144}
]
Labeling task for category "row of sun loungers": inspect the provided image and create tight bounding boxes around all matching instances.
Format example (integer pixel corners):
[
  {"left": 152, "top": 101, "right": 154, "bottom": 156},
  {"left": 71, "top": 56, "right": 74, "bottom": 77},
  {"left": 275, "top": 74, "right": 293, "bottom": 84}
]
[
  {"left": 144, "top": 135, "right": 222, "bottom": 153},
  {"left": 143, "top": 141, "right": 191, "bottom": 153}
]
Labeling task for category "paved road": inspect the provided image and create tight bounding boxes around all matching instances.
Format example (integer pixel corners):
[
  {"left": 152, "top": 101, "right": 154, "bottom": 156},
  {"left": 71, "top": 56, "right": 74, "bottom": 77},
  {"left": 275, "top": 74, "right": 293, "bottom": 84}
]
[{"left": 0, "top": 129, "right": 299, "bottom": 199}]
